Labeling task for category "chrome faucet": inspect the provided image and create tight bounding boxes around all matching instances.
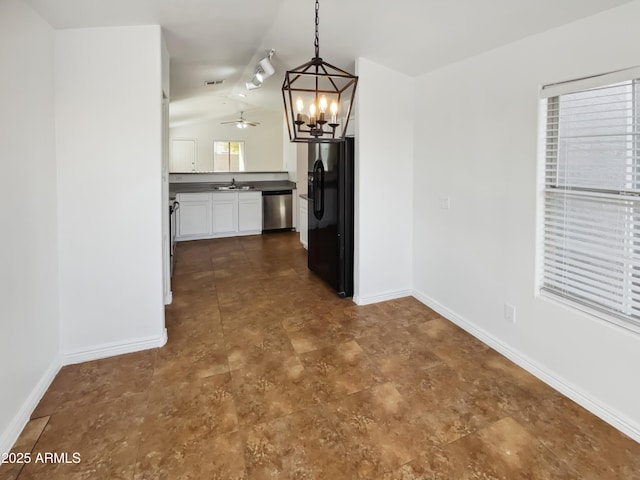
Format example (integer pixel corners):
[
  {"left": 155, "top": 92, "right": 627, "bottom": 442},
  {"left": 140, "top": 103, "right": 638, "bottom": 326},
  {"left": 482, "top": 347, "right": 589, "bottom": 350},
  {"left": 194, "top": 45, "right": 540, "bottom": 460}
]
[{"left": 231, "top": 178, "right": 236, "bottom": 186}]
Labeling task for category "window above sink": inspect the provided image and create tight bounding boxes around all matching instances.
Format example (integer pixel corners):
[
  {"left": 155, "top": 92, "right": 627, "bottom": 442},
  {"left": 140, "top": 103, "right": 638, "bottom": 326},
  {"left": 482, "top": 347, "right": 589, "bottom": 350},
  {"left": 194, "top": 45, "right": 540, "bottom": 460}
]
[{"left": 214, "top": 141, "right": 245, "bottom": 172}]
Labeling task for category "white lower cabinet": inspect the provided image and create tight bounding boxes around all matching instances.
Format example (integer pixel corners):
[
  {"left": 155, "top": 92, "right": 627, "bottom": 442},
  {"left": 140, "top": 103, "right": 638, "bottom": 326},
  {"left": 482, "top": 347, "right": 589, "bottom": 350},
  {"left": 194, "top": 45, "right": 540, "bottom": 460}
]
[
  {"left": 299, "top": 197, "right": 308, "bottom": 249},
  {"left": 212, "top": 193, "right": 238, "bottom": 234},
  {"left": 238, "top": 192, "right": 262, "bottom": 233},
  {"left": 176, "top": 193, "right": 212, "bottom": 237},
  {"left": 175, "top": 191, "right": 262, "bottom": 241}
]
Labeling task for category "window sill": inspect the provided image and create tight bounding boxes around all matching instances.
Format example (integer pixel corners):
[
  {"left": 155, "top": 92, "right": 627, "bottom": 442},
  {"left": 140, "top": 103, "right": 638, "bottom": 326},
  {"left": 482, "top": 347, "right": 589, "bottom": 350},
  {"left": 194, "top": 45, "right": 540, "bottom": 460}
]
[{"left": 537, "top": 290, "right": 640, "bottom": 337}]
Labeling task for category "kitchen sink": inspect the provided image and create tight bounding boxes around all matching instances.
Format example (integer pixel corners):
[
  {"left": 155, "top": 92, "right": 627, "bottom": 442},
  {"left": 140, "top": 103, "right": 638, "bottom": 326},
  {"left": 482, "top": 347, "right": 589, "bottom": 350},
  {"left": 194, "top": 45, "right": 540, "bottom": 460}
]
[{"left": 216, "top": 185, "right": 254, "bottom": 190}]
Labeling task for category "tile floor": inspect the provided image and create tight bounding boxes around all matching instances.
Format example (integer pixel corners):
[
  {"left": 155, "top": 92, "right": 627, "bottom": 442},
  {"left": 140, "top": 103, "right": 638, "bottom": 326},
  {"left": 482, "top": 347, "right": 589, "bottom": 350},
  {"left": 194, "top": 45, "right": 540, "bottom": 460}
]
[{"left": 3, "top": 232, "right": 640, "bottom": 479}]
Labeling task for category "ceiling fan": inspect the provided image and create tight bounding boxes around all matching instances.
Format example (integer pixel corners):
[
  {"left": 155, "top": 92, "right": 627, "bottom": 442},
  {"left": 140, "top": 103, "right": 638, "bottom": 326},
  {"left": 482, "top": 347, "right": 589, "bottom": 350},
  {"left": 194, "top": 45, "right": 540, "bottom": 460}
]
[{"left": 221, "top": 111, "right": 260, "bottom": 129}]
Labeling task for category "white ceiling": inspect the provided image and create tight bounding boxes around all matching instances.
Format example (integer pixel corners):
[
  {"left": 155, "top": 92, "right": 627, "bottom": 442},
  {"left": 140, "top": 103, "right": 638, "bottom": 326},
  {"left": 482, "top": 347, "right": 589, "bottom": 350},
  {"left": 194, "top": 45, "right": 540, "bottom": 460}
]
[{"left": 25, "top": 0, "right": 632, "bottom": 126}]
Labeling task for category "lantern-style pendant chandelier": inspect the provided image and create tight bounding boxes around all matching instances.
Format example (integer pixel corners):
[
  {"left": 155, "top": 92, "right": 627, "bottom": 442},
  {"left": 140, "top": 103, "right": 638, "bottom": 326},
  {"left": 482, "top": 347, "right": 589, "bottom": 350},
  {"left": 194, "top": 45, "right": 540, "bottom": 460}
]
[{"left": 282, "top": 0, "right": 358, "bottom": 143}]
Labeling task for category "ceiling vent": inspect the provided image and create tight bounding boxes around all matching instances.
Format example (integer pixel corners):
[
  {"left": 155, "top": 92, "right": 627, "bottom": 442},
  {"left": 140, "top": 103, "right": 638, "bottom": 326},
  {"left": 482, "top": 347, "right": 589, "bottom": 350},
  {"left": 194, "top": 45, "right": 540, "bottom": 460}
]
[{"left": 204, "top": 79, "right": 225, "bottom": 86}]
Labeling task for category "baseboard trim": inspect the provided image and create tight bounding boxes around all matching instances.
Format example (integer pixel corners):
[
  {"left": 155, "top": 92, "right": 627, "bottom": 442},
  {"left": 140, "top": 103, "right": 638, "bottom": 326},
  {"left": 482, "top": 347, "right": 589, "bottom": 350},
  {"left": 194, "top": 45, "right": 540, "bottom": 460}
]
[
  {"left": 2, "top": 330, "right": 170, "bottom": 455},
  {"left": 0, "top": 356, "right": 61, "bottom": 456},
  {"left": 175, "top": 230, "right": 261, "bottom": 242},
  {"left": 61, "top": 329, "right": 168, "bottom": 366},
  {"left": 353, "top": 289, "right": 412, "bottom": 306},
  {"left": 412, "top": 289, "right": 640, "bottom": 444}
]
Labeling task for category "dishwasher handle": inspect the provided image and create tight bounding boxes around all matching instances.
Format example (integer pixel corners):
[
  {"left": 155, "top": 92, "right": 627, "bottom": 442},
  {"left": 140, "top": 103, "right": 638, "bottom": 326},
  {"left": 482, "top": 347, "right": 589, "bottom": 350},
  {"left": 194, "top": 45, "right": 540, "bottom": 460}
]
[{"left": 262, "top": 190, "right": 293, "bottom": 196}]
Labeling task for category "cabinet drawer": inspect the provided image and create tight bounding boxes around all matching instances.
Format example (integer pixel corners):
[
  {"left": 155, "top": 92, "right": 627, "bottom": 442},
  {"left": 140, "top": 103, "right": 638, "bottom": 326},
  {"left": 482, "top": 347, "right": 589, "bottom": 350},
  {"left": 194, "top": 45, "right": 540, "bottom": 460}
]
[
  {"left": 212, "top": 192, "right": 239, "bottom": 201},
  {"left": 238, "top": 191, "right": 261, "bottom": 201},
  {"left": 176, "top": 192, "right": 211, "bottom": 202}
]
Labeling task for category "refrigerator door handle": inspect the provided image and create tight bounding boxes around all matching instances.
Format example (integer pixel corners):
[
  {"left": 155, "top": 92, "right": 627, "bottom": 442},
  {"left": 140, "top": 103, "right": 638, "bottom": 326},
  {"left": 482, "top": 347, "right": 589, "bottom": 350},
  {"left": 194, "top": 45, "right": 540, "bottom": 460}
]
[
  {"left": 313, "top": 160, "right": 324, "bottom": 219},
  {"left": 313, "top": 167, "right": 320, "bottom": 218},
  {"left": 318, "top": 163, "right": 324, "bottom": 217}
]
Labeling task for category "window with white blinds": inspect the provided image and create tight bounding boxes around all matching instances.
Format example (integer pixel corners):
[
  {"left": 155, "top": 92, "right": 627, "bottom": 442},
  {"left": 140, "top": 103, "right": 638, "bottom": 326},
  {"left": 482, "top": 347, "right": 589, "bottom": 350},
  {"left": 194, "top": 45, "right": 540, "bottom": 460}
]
[{"left": 541, "top": 72, "right": 640, "bottom": 332}]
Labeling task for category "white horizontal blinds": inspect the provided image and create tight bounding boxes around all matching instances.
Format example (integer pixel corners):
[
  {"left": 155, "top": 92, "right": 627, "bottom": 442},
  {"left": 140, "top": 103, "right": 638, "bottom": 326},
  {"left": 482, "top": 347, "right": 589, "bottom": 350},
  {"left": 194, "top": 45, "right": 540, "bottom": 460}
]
[{"left": 543, "top": 77, "right": 640, "bottom": 329}]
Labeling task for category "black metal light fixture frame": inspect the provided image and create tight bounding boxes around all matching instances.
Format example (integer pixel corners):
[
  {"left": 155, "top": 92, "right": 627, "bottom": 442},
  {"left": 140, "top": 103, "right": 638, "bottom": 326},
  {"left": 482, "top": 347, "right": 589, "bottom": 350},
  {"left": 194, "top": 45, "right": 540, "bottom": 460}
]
[{"left": 282, "top": 0, "right": 358, "bottom": 143}]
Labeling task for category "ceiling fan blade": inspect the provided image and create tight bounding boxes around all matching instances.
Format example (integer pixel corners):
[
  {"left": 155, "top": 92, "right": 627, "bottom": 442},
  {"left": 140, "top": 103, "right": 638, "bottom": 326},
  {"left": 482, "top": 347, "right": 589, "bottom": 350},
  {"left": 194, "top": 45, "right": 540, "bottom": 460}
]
[{"left": 221, "top": 112, "right": 260, "bottom": 126}]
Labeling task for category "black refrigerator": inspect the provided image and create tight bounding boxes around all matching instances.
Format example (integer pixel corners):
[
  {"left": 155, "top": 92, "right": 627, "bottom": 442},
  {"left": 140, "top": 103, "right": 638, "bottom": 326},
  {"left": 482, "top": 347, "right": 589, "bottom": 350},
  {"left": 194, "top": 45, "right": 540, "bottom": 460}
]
[{"left": 307, "top": 137, "right": 354, "bottom": 298}]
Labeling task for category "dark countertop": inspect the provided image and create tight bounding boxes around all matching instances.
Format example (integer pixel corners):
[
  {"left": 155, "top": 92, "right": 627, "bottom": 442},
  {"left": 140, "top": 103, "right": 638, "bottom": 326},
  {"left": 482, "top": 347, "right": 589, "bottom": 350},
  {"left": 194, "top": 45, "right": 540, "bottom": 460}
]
[{"left": 170, "top": 181, "right": 296, "bottom": 199}]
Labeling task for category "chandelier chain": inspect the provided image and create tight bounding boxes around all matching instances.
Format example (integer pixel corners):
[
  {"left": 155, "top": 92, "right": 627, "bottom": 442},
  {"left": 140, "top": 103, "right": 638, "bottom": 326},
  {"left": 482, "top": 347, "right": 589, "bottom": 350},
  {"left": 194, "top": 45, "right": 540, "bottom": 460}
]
[{"left": 314, "top": 0, "right": 320, "bottom": 58}]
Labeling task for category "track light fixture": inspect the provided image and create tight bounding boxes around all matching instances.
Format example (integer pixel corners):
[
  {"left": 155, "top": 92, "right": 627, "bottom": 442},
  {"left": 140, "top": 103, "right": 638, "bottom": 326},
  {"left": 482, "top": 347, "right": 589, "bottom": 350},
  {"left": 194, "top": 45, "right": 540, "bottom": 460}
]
[
  {"left": 246, "top": 76, "right": 261, "bottom": 90},
  {"left": 258, "top": 50, "right": 276, "bottom": 79},
  {"left": 245, "top": 49, "right": 276, "bottom": 91}
]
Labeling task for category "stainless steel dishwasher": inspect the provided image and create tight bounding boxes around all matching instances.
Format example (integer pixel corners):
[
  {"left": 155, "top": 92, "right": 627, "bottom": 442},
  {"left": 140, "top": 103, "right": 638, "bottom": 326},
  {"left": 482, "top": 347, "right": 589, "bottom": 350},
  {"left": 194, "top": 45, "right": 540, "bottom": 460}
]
[{"left": 262, "top": 190, "right": 294, "bottom": 232}]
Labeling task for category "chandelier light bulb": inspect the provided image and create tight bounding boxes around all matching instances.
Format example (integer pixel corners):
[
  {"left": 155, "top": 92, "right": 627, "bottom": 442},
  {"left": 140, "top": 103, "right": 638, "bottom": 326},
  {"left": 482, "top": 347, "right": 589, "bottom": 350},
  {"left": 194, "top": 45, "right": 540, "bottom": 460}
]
[
  {"left": 330, "top": 101, "right": 338, "bottom": 124},
  {"left": 319, "top": 96, "right": 328, "bottom": 113},
  {"left": 295, "top": 97, "right": 304, "bottom": 114},
  {"left": 309, "top": 103, "right": 317, "bottom": 126}
]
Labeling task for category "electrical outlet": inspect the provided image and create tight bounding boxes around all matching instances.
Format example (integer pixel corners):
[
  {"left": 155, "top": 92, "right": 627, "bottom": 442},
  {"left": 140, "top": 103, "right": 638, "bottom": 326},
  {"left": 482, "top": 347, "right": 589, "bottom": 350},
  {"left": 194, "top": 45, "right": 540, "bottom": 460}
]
[
  {"left": 504, "top": 304, "right": 516, "bottom": 324},
  {"left": 439, "top": 197, "right": 450, "bottom": 210}
]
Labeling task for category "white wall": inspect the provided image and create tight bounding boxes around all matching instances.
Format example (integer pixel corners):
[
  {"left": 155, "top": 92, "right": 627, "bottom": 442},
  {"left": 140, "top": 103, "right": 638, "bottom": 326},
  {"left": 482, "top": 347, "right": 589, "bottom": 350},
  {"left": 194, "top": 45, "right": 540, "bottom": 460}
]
[
  {"left": 170, "top": 109, "right": 284, "bottom": 172},
  {"left": 56, "top": 26, "right": 166, "bottom": 358},
  {"left": 354, "top": 58, "right": 414, "bottom": 304},
  {"left": 413, "top": 1, "right": 640, "bottom": 438},
  {"left": 0, "top": 0, "right": 60, "bottom": 454},
  {"left": 161, "top": 36, "right": 171, "bottom": 305},
  {"left": 295, "top": 144, "right": 308, "bottom": 194},
  {"left": 282, "top": 114, "right": 298, "bottom": 182}
]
